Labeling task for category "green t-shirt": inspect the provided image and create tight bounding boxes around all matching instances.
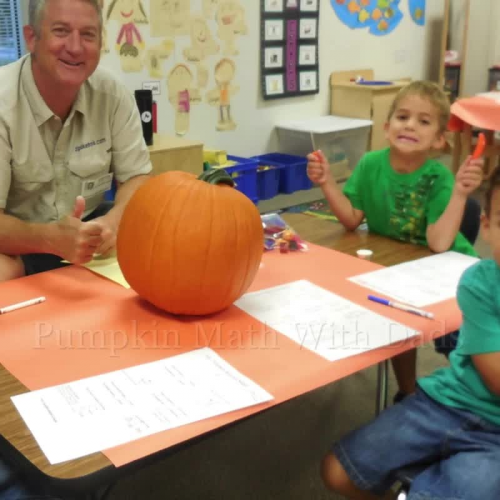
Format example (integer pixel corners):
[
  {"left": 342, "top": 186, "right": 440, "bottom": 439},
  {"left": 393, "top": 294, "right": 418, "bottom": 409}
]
[
  {"left": 418, "top": 260, "right": 500, "bottom": 426},
  {"left": 343, "top": 148, "right": 477, "bottom": 256}
]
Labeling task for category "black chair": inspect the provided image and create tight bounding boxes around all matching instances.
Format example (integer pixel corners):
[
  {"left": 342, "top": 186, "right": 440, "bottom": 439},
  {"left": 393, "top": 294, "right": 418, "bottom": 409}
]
[{"left": 459, "top": 197, "right": 481, "bottom": 246}]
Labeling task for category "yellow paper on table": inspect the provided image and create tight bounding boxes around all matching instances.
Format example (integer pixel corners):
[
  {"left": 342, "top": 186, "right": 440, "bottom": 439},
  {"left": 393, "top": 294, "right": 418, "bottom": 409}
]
[
  {"left": 62, "top": 255, "right": 130, "bottom": 288},
  {"left": 83, "top": 256, "right": 130, "bottom": 288}
]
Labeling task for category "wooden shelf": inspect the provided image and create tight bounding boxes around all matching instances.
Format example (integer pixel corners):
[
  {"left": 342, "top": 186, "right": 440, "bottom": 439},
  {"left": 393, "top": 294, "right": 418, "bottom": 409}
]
[{"left": 148, "top": 134, "right": 204, "bottom": 176}]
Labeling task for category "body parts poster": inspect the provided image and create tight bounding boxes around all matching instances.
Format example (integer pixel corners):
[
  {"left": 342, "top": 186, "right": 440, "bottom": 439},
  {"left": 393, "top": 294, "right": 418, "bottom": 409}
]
[
  {"left": 330, "top": 0, "right": 403, "bottom": 36},
  {"left": 261, "top": 0, "right": 319, "bottom": 100}
]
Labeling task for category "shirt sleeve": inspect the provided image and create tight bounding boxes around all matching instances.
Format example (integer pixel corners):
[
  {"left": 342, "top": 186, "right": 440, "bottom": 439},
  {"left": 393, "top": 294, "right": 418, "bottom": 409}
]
[
  {"left": 457, "top": 261, "right": 500, "bottom": 355},
  {"left": 425, "top": 164, "right": 454, "bottom": 224},
  {"left": 342, "top": 154, "right": 366, "bottom": 212},
  {"left": 0, "top": 116, "right": 12, "bottom": 209},
  {"left": 110, "top": 87, "right": 152, "bottom": 184}
]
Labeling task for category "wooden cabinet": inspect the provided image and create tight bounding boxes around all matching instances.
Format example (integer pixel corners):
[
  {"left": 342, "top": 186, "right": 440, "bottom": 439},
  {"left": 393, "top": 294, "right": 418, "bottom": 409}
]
[
  {"left": 148, "top": 134, "right": 204, "bottom": 176},
  {"left": 329, "top": 70, "right": 409, "bottom": 151}
]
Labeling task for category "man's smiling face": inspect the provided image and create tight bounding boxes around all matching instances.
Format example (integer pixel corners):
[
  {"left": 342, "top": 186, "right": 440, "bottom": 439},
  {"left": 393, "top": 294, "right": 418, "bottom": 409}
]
[{"left": 25, "top": 0, "right": 101, "bottom": 91}]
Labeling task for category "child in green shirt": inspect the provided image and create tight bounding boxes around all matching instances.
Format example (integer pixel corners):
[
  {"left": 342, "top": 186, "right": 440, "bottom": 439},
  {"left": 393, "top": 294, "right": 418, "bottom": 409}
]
[
  {"left": 321, "top": 168, "right": 500, "bottom": 500},
  {"left": 307, "top": 81, "right": 483, "bottom": 400}
]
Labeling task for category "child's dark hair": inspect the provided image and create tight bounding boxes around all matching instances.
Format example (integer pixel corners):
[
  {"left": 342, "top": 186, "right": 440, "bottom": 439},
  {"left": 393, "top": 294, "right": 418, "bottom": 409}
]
[
  {"left": 387, "top": 81, "right": 450, "bottom": 133},
  {"left": 485, "top": 167, "right": 500, "bottom": 216}
]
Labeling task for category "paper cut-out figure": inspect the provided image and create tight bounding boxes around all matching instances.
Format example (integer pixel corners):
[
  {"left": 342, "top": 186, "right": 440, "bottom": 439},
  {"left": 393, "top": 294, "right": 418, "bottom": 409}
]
[
  {"left": 202, "top": 0, "right": 219, "bottom": 19},
  {"left": 150, "top": 0, "right": 191, "bottom": 37},
  {"left": 167, "top": 65, "right": 201, "bottom": 136},
  {"left": 146, "top": 39, "right": 175, "bottom": 78},
  {"left": 107, "top": 0, "right": 148, "bottom": 72},
  {"left": 184, "top": 17, "right": 218, "bottom": 62},
  {"left": 216, "top": 0, "right": 247, "bottom": 56},
  {"left": 183, "top": 16, "right": 219, "bottom": 88},
  {"left": 206, "top": 58, "right": 239, "bottom": 131},
  {"left": 98, "top": 0, "right": 109, "bottom": 53}
]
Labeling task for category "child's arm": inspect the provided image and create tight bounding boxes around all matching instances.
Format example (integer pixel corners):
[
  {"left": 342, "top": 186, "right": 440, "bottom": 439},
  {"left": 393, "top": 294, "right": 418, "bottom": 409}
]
[
  {"left": 472, "top": 353, "right": 500, "bottom": 396},
  {"left": 426, "top": 157, "right": 483, "bottom": 252},
  {"left": 456, "top": 262, "right": 500, "bottom": 396},
  {"left": 306, "top": 150, "right": 364, "bottom": 231}
]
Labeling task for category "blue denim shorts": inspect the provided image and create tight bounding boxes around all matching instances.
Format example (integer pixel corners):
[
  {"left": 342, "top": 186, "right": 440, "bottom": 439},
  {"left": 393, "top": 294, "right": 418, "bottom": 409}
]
[{"left": 332, "top": 388, "right": 500, "bottom": 500}]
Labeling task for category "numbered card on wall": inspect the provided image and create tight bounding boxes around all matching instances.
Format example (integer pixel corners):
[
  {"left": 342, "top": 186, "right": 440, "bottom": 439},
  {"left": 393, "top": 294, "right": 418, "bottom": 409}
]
[{"left": 260, "top": 0, "right": 319, "bottom": 100}]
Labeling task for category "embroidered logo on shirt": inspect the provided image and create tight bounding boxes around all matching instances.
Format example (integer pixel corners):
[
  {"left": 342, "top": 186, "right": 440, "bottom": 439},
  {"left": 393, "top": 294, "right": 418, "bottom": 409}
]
[{"left": 75, "top": 138, "right": 106, "bottom": 153}]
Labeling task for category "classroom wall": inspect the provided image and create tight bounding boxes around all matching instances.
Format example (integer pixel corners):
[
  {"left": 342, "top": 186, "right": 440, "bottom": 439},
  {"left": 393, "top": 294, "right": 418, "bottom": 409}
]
[
  {"left": 19, "top": 0, "right": 447, "bottom": 157},
  {"left": 91, "top": 0, "right": 453, "bottom": 157},
  {"left": 461, "top": 0, "right": 493, "bottom": 96},
  {"left": 448, "top": 0, "right": 494, "bottom": 97},
  {"left": 489, "top": 1, "right": 500, "bottom": 66}
]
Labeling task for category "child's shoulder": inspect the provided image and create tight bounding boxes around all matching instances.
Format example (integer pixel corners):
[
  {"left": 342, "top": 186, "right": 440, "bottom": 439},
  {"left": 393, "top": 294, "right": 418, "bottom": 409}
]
[
  {"left": 459, "top": 259, "right": 500, "bottom": 296},
  {"left": 420, "top": 156, "right": 452, "bottom": 173},
  {"left": 362, "top": 148, "right": 389, "bottom": 163},
  {"left": 412, "top": 157, "right": 454, "bottom": 184}
]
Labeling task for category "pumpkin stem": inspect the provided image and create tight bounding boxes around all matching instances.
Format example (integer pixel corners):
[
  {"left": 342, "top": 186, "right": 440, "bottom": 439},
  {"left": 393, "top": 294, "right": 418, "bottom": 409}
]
[{"left": 197, "top": 168, "right": 235, "bottom": 187}]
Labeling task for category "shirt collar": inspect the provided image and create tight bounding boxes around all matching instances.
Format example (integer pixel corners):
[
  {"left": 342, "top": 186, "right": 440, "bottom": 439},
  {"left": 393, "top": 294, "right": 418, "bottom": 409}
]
[
  {"left": 21, "top": 55, "right": 53, "bottom": 127},
  {"left": 72, "top": 83, "right": 87, "bottom": 116},
  {"left": 21, "top": 55, "right": 88, "bottom": 125}
]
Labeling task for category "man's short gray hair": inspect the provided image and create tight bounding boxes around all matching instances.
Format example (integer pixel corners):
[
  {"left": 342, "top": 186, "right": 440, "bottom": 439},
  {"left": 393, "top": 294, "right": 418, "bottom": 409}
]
[{"left": 28, "top": 0, "right": 103, "bottom": 36}]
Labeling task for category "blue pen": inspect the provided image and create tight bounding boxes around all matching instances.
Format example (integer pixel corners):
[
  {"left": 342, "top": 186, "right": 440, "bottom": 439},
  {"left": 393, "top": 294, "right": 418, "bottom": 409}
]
[{"left": 368, "top": 295, "right": 434, "bottom": 320}]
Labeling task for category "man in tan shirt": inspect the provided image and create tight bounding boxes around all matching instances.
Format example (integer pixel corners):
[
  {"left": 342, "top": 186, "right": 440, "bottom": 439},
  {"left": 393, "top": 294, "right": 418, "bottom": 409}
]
[
  {"left": 0, "top": 1, "right": 151, "bottom": 497},
  {"left": 0, "top": 0, "right": 151, "bottom": 284}
]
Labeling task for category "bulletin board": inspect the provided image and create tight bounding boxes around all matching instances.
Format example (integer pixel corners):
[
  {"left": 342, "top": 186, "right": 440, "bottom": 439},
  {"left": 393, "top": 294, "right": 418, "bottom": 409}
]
[{"left": 260, "top": 0, "right": 320, "bottom": 100}]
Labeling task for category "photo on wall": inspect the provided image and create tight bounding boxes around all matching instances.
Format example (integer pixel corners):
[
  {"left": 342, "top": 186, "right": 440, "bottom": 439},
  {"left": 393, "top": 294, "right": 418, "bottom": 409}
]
[
  {"left": 264, "top": 47, "right": 284, "bottom": 68},
  {"left": 299, "top": 18, "right": 317, "bottom": 39},
  {"left": 300, "top": 0, "right": 318, "bottom": 12},
  {"left": 260, "top": 0, "right": 319, "bottom": 99},
  {"left": 299, "top": 70, "right": 317, "bottom": 91},
  {"left": 264, "top": 19, "right": 285, "bottom": 41},
  {"left": 298, "top": 44, "right": 316, "bottom": 65},
  {"left": 264, "top": 0, "right": 284, "bottom": 13},
  {"left": 265, "top": 74, "right": 285, "bottom": 95}
]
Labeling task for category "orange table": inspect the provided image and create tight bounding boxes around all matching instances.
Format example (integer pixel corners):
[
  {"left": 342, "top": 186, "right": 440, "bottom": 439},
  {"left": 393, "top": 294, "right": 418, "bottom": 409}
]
[
  {"left": 449, "top": 94, "right": 500, "bottom": 177},
  {"left": 0, "top": 229, "right": 459, "bottom": 496}
]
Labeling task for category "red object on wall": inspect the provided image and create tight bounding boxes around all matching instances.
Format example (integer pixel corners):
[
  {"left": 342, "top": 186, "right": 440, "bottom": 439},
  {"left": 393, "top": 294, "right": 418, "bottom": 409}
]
[{"left": 152, "top": 101, "right": 157, "bottom": 133}]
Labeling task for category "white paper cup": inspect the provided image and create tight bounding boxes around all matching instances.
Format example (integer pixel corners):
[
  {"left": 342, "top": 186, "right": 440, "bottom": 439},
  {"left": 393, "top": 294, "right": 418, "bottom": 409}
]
[{"left": 356, "top": 249, "right": 373, "bottom": 260}]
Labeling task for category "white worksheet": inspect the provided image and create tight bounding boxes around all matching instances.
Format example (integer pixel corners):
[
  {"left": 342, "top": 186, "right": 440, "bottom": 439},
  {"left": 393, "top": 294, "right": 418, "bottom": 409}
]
[
  {"left": 235, "top": 280, "right": 418, "bottom": 362},
  {"left": 349, "top": 251, "right": 479, "bottom": 307},
  {"left": 12, "top": 348, "right": 273, "bottom": 464}
]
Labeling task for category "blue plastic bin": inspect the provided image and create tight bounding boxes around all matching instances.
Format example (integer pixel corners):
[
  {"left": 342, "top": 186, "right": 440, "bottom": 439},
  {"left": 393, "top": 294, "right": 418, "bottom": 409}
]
[
  {"left": 256, "top": 165, "right": 281, "bottom": 200},
  {"left": 221, "top": 155, "right": 259, "bottom": 203},
  {"left": 251, "top": 153, "right": 311, "bottom": 194}
]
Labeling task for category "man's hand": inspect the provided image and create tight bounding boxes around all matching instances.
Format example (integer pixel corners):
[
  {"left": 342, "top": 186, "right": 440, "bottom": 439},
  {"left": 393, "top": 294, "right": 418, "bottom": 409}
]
[
  {"left": 454, "top": 156, "right": 484, "bottom": 197},
  {"left": 92, "top": 214, "right": 118, "bottom": 258},
  {"left": 52, "top": 196, "right": 104, "bottom": 264},
  {"left": 307, "top": 150, "right": 330, "bottom": 186}
]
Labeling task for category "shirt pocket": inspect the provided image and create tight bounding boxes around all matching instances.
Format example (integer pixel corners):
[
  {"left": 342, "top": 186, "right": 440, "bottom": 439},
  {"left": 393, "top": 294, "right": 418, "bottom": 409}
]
[
  {"left": 10, "top": 160, "right": 54, "bottom": 203},
  {"left": 68, "top": 154, "right": 111, "bottom": 179},
  {"left": 67, "top": 154, "right": 111, "bottom": 198}
]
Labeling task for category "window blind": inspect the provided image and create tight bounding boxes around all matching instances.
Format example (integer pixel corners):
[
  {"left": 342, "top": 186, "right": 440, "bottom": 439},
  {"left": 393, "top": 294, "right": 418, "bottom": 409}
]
[{"left": 0, "top": 0, "right": 22, "bottom": 66}]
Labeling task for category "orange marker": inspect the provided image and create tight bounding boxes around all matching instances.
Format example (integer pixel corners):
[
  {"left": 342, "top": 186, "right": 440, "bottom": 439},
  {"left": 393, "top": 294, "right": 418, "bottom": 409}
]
[{"left": 472, "top": 132, "right": 486, "bottom": 160}]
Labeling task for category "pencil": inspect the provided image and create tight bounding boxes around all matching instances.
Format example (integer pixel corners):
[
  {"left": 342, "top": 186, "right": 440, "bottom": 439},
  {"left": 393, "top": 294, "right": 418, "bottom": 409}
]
[{"left": 0, "top": 296, "right": 46, "bottom": 315}]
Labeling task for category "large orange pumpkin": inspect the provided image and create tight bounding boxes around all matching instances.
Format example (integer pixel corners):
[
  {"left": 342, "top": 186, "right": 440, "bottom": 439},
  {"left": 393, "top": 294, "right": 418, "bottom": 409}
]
[{"left": 117, "top": 169, "right": 263, "bottom": 315}]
